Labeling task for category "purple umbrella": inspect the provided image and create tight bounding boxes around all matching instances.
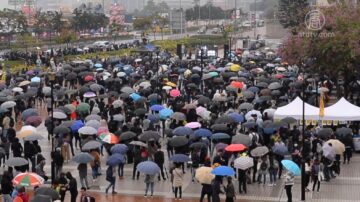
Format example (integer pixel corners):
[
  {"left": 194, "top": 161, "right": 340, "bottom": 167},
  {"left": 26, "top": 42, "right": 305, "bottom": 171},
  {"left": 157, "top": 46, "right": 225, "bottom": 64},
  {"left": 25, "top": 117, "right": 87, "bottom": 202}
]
[
  {"left": 25, "top": 116, "right": 42, "bottom": 127},
  {"left": 84, "top": 91, "right": 96, "bottom": 98}
]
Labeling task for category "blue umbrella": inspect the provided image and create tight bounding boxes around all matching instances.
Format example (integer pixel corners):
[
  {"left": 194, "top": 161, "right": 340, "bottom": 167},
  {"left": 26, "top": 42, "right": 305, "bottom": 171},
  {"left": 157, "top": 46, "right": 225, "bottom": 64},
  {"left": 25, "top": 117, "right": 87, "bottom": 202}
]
[
  {"left": 263, "top": 127, "right": 277, "bottom": 135},
  {"left": 159, "top": 108, "right": 174, "bottom": 120},
  {"left": 211, "top": 133, "right": 230, "bottom": 140},
  {"left": 31, "top": 77, "right": 41, "bottom": 83},
  {"left": 71, "top": 120, "right": 84, "bottom": 133},
  {"left": 106, "top": 153, "right": 125, "bottom": 166},
  {"left": 130, "top": 93, "right": 141, "bottom": 101},
  {"left": 194, "top": 128, "right": 212, "bottom": 137},
  {"left": 110, "top": 144, "right": 128, "bottom": 154},
  {"left": 72, "top": 152, "right": 94, "bottom": 164},
  {"left": 243, "top": 121, "right": 257, "bottom": 128},
  {"left": 281, "top": 160, "right": 301, "bottom": 176},
  {"left": 272, "top": 144, "right": 289, "bottom": 156},
  {"left": 147, "top": 114, "right": 160, "bottom": 123},
  {"left": 211, "top": 166, "right": 235, "bottom": 176},
  {"left": 122, "top": 65, "right": 134, "bottom": 74},
  {"left": 137, "top": 161, "right": 160, "bottom": 175},
  {"left": 94, "top": 63, "right": 103, "bottom": 68},
  {"left": 150, "top": 104, "right": 164, "bottom": 112},
  {"left": 173, "top": 126, "right": 193, "bottom": 136},
  {"left": 228, "top": 113, "right": 244, "bottom": 123},
  {"left": 170, "top": 154, "right": 190, "bottom": 163},
  {"left": 247, "top": 86, "right": 259, "bottom": 93}
]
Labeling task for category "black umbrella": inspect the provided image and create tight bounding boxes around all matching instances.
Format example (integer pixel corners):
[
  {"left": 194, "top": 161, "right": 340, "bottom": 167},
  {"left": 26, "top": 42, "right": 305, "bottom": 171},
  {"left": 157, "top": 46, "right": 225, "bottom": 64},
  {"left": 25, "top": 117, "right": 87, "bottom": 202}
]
[
  {"left": 189, "top": 142, "right": 207, "bottom": 150},
  {"left": 169, "top": 136, "right": 189, "bottom": 147},
  {"left": 211, "top": 124, "right": 229, "bottom": 131},
  {"left": 35, "top": 187, "right": 60, "bottom": 200},
  {"left": 65, "top": 72, "right": 77, "bottom": 81},
  {"left": 119, "top": 131, "right": 137, "bottom": 141},
  {"left": 139, "top": 131, "right": 161, "bottom": 142},
  {"left": 281, "top": 117, "right": 297, "bottom": 124},
  {"left": 317, "top": 128, "right": 333, "bottom": 139},
  {"left": 336, "top": 127, "right": 352, "bottom": 137},
  {"left": 134, "top": 108, "right": 147, "bottom": 116},
  {"left": 54, "top": 125, "right": 71, "bottom": 134}
]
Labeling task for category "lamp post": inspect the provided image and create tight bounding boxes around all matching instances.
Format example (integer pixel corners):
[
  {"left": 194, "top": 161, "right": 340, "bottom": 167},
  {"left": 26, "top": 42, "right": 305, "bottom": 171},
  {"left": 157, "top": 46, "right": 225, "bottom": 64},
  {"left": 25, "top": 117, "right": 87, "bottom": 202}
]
[
  {"left": 49, "top": 71, "right": 56, "bottom": 182},
  {"left": 200, "top": 47, "right": 204, "bottom": 93},
  {"left": 301, "top": 79, "right": 306, "bottom": 201},
  {"left": 156, "top": 50, "right": 160, "bottom": 93}
]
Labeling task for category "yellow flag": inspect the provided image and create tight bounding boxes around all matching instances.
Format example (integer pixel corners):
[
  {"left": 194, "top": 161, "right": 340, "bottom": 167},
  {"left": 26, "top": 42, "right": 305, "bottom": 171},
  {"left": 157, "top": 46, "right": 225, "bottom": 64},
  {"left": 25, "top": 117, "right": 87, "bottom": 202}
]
[{"left": 319, "top": 93, "right": 325, "bottom": 118}]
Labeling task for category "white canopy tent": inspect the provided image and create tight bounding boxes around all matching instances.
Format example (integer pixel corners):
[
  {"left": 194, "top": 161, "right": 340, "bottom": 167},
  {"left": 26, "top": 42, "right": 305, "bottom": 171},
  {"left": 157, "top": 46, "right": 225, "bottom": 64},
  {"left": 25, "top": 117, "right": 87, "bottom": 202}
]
[
  {"left": 322, "top": 97, "right": 360, "bottom": 121},
  {"left": 274, "top": 97, "right": 320, "bottom": 120}
]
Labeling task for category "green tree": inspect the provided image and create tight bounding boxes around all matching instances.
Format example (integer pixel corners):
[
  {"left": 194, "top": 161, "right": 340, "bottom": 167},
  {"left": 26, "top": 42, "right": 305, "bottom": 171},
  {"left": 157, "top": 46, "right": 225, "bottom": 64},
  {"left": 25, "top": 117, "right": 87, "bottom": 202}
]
[
  {"left": 279, "top": 5, "right": 360, "bottom": 98},
  {"left": 133, "top": 17, "right": 153, "bottom": 30},
  {"left": 56, "top": 29, "right": 76, "bottom": 48}
]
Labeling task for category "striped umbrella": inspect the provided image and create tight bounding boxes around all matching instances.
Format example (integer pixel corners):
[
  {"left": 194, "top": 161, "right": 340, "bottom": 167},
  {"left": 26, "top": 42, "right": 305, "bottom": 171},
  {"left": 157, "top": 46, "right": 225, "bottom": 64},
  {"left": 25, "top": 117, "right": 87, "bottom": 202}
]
[
  {"left": 234, "top": 156, "right": 254, "bottom": 170},
  {"left": 98, "top": 133, "right": 119, "bottom": 144},
  {"left": 12, "top": 172, "right": 44, "bottom": 186}
]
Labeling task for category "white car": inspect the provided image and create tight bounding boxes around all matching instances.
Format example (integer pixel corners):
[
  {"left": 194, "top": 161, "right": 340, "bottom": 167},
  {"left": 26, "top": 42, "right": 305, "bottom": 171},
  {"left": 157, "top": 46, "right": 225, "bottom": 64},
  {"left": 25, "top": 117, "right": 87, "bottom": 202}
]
[{"left": 93, "top": 41, "right": 111, "bottom": 49}]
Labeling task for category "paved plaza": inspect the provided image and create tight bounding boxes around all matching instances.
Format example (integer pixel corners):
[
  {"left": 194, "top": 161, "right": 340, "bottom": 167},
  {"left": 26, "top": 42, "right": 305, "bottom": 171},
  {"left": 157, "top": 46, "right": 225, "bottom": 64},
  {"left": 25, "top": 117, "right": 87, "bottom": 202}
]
[{"left": 1, "top": 107, "right": 358, "bottom": 202}]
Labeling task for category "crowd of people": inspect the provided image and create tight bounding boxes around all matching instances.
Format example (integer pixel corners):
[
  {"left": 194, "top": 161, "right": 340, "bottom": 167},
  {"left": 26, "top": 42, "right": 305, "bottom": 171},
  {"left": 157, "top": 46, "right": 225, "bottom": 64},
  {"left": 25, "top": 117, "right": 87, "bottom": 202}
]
[{"left": 0, "top": 43, "right": 356, "bottom": 202}]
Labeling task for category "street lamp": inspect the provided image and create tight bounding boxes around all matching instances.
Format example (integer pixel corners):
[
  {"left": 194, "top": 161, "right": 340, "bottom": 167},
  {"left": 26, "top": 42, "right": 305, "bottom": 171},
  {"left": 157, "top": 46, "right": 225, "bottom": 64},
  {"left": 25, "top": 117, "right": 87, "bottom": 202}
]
[
  {"left": 301, "top": 78, "right": 306, "bottom": 201},
  {"left": 49, "top": 71, "right": 56, "bottom": 182}
]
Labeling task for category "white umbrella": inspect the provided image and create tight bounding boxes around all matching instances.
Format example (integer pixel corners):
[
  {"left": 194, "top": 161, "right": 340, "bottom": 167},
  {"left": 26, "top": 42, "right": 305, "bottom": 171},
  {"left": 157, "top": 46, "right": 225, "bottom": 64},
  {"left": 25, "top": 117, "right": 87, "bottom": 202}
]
[
  {"left": 78, "top": 126, "right": 97, "bottom": 135},
  {"left": 1, "top": 101, "right": 16, "bottom": 109},
  {"left": 12, "top": 87, "right": 23, "bottom": 92},
  {"left": 234, "top": 156, "right": 254, "bottom": 170},
  {"left": 245, "top": 110, "right": 262, "bottom": 120},
  {"left": 53, "top": 111, "right": 67, "bottom": 119}
]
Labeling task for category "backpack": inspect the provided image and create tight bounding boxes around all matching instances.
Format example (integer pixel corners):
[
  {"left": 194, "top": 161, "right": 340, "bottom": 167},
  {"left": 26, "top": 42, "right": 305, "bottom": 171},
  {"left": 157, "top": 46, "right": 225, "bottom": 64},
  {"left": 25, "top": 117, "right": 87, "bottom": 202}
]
[
  {"left": 106, "top": 166, "right": 113, "bottom": 181},
  {"left": 311, "top": 164, "right": 319, "bottom": 175},
  {"left": 260, "top": 161, "right": 268, "bottom": 170},
  {"left": 9, "top": 117, "right": 14, "bottom": 128}
]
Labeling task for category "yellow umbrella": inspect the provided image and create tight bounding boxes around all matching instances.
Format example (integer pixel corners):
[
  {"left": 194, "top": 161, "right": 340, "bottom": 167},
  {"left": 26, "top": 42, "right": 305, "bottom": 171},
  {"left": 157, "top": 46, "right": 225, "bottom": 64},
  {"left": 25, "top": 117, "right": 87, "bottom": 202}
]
[
  {"left": 195, "top": 166, "right": 215, "bottom": 184},
  {"left": 249, "top": 61, "right": 256, "bottom": 64},
  {"left": 165, "top": 82, "right": 177, "bottom": 87},
  {"left": 230, "top": 64, "right": 241, "bottom": 72},
  {"left": 17, "top": 125, "right": 37, "bottom": 138},
  {"left": 326, "top": 139, "right": 345, "bottom": 154}
]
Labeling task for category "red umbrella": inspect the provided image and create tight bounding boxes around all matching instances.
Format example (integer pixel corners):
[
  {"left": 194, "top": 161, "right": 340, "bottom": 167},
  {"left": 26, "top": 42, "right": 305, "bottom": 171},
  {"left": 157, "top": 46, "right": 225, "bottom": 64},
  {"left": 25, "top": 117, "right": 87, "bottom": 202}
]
[
  {"left": 84, "top": 75, "right": 93, "bottom": 82},
  {"left": 225, "top": 144, "right": 247, "bottom": 152},
  {"left": 170, "top": 89, "right": 181, "bottom": 97},
  {"left": 274, "top": 74, "right": 284, "bottom": 79},
  {"left": 230, "top": 81, "right": 244, "bottom": 89},
  {"left": 25, "top": 116, "right": 42, "bottom": 127}
]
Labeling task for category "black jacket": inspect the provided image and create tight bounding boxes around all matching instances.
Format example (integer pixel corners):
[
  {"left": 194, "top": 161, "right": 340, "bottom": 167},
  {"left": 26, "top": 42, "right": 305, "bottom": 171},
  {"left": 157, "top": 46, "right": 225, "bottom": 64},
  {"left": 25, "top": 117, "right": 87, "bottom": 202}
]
[
  {"left": 1, "top": 177, "right": 13, "bottom": 194},
  {"left": 154, "top": 150, "right": 164, "bottom": 165}
]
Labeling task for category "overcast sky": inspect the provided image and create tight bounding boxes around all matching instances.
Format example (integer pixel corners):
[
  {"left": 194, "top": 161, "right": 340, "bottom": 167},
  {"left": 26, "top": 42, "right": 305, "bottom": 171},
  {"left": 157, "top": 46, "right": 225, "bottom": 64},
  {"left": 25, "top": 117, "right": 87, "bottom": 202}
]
[{"left": 0, "top": 0, "right": 9, "bottom": 9}]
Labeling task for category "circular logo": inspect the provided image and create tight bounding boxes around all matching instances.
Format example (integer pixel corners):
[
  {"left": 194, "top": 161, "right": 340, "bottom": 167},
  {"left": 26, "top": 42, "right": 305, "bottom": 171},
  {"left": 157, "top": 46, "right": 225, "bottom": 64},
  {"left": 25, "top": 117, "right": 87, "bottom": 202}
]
[{"left": 305, "top": 9, "right": 326, "bottom": 31}]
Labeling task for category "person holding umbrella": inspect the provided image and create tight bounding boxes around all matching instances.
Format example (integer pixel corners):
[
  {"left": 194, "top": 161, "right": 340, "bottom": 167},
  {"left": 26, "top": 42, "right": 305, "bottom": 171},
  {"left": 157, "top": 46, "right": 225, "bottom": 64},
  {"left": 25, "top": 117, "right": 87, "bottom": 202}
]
[
  {"left": 284, "top": 172, "right": 294, "bottom": 202},
  {"left": 211, "top": 175, "right": 224, "bottom": 202},
  {"left": 172, "top": 163, "right": 184, "bottom": 200},
  {"left": 66, "top": 172, "right": 78, "bottom": 202},
  {"left": 77, "top": 163, "right": 89, "bottom": 189},
  {"left": 224, "top": 177, "right": 235, "bottom": 202},
  {"left": 105, "top": 165, "right": 117, "bottom": 194},
  {"left": 154, "top": 146, "right": 166, "bottom": 181},
  {"left": 144, "top": 173, "right": 156, "bottom": 198}
]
